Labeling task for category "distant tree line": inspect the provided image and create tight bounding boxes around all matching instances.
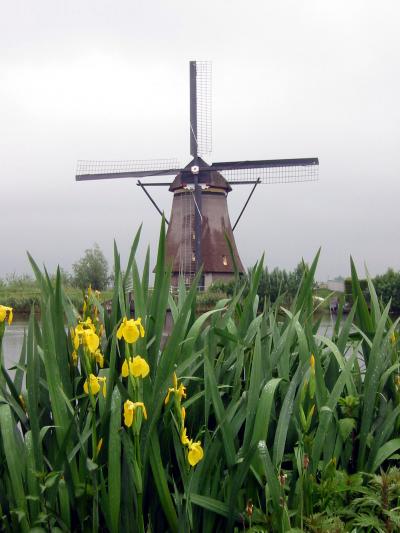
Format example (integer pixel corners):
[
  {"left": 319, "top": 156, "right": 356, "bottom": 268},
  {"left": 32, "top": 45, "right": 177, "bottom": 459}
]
[
  {"left": 343, "top": 269, "right": 400, "bottom": 313},
  {"left": 207, "top": 262, "right": 307, "bottom": 308},
  {"left": 0, "top": 244, "right": 110, "bottom": 292},
  {"left": 208, "top": 265, "right": 400, "bottom": 314},
  {"left": 373, "top": 269, "right": 400, "bottom": 311},
  {"left": 3, "top": 245, "right": 400, "bottom": 314}
]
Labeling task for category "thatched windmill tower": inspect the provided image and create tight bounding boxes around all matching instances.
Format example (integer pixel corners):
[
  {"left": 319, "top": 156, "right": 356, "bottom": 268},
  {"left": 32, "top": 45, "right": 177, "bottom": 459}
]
[{"left": 76, "top": 61, "right": 318, "bottom": 289}]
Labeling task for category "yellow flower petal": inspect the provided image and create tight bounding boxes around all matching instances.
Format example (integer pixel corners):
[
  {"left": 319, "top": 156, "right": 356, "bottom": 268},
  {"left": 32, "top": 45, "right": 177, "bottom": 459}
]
[
  {"left": 165, "top": 387, "right": 174, "bottom": 405},
  {"left": 188, "top": 441, "right": 203, "bottom": 466},
  {"left": 134, "top": 401, "right": 147, "bottom": 419},
  {"left": 95, "top": 350, "right": 104, "bottom": 368},
  {"left": 177, "top": 383, "right": 187, "bottom": 401},
  {"left": 73, "top": 333, "right": 80, "bottom": 350},
  {"left": 0, "top": 306, "right": 13, "bottom": 325},
  {"left": 165, "top": 373, "right": 186, "bottom": 404},
  {"left": 181, "top": 427, "right": 190, "bottom": 445},
  {"left": 117, "top": 321, "right": 124, "bottom": 340},
  {"left": 123, "top": 319, "right": 139, "bottom": 343},
  {"left": 84, "top": 330, "right": 100, "bottom": 353},
  {"left": 84, "top": 374, "right": 100, "bottom": 395},
  {"left": 129, "top": 356, "right": 150, "bottom": 378},
  {"left": 123, "top": 400, "right": 147, "bottom": 427},
  {"left": 84, "top": 317, "right": 96, "bottom": 332},
  {"left": 121, "top": 360, "right": 129, "bottom": 378},
  {"left": 134, "top": 317, "right": 145, "bottom": 338},
  {"left": 117, "top": 317, "right": 141, "bottom": 343},
  {"left": 124, "top": 400, "right": 134, "bottom": 427}
]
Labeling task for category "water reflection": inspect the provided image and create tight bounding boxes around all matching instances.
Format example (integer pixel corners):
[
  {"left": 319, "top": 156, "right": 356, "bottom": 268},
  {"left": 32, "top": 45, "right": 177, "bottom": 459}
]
[{"left": 2, "top": 320, "right": 28, "bottom": 370}]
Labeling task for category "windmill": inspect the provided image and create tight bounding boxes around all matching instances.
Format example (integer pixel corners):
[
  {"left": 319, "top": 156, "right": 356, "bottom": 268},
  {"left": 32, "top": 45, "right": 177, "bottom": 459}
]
[{"left": 76, "top": 61, "right": 319, "bottom": 289}]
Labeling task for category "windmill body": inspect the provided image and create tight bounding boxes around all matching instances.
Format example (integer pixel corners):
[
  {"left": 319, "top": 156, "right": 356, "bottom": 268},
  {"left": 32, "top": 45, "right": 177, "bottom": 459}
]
[
  {"left": 166, "top": 157, "right": 244, "bottom": 288},
  {"left": 76, "top": 61, "right": 319, "bottom": 289}
]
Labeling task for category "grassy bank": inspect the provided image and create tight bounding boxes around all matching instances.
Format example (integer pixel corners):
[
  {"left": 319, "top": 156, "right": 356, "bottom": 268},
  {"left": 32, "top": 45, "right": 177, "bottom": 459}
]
[
  {"left": 0, "top": 286, "right": 113, "bottom": 315},
  {"left": 0, "top": 223, "right": 400, "bottom": 532}
]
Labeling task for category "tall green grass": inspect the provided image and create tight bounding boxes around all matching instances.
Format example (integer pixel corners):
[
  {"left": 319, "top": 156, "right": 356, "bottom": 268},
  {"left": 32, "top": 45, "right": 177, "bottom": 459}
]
[{"left": 0, "top": 222, "right": 399, "bottom": 532}]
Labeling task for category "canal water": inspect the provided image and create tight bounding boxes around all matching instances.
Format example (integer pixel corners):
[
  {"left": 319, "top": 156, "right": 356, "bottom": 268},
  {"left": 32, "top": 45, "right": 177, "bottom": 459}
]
[
  {"left": 2, "top": 320, "right": 28, "bottom": 370},
  {"left": 2, "top": 315, "right": 340, "bottom": 370}
]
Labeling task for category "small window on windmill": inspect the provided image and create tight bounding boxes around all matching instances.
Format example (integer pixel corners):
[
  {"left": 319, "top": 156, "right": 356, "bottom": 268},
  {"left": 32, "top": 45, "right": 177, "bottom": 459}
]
[
  {"left": 192, "top": 232, "right": 195, "bottom": 240},
  {"left": 192, "top": 251, "right": 196, "bottom": 262},
  {"left": 222, "top": 255, "right": 228, "bottom": 266}
]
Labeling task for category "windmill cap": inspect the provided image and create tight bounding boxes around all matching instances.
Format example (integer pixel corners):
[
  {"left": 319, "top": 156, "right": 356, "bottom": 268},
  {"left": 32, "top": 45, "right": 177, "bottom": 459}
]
[{"left": 169, "top": 157, "right": 232, "bottom": 192}]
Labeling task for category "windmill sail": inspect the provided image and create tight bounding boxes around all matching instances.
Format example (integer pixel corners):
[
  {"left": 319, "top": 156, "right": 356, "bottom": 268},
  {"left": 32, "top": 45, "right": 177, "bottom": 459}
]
[
  {"left": 76, "top": 159, "right": 182, "bottom": 181},
  {"left": 211, "top": 157, "right": 319, "bottom": 184},
  {"left": 190, "top": 61, "right": 212, "bottom": 158}
]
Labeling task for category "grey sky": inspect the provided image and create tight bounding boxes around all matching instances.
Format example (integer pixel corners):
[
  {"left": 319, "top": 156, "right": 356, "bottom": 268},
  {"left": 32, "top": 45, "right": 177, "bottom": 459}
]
[{"left": 1, "top": 0, "right": 399, "bottom": 281}]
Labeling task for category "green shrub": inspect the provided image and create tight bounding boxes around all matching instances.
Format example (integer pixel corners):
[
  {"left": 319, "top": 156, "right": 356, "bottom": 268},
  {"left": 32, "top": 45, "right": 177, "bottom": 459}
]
[
  {"left": 345, "top": 277, "right": 369, "bottom": 305},
  {"left": 374, "top": 268, "right": 400, "bottom": 312},
  {"left": 72, "top": 243, "right": 110, "bottom": 290}
]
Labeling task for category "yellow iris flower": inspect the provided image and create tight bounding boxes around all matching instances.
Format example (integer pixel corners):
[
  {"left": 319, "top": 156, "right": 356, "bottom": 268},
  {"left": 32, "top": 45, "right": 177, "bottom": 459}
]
[
  {"left": 123, "top": 400, "right": 147, "bottom": 427},
  {"left": 83, "top": 374, "right": 107, "bottom": 397},
  {"left": 82, "top": 329, "right": 100, "bottom": 353},
  {"left": 0, "top": 305, "right": 13, "bottom": 325},
  {"left": 72, "top": 350, "right": 78, "bottom": 366},
  {"left": 187, "top": 440, "right": 204, "bottom": 467},
  {"left": 165, "top": 372, "right": 187, "bottom": 405},
  {"left": 79, "top": 317, "right": 96, "bottom": 331},
  {"left": 72, "top": 331, "right": 80, "bottom": 350},
  {"left": 121, "top": 356, "right": 150, "bottom": 378},
  {"left": 94, "top": 349, "right": 104, "bottom": 368},
  {"left": 310, "top": 354, "right": 315, "bottom": 373},
  {"left": 181, "top": 427, "right": 190, "bottom": 445},
  {"left": 73, "top": 318, "right": 100, "bottom": 354},
  {"left": 117, "top": 317, "right": 145, "bottom": 344}
]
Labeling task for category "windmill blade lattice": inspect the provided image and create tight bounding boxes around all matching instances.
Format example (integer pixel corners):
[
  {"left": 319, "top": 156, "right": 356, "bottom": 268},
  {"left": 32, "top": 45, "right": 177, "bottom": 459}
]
[
  {"left": 76, "top": 158, "right": 182, "bottom": 181},
  {"left": 190, "top": 61, "right": 212, "bottom": 158},
  {"left": 195, "top": 61, "right": 212, "bottom": 157},
  {"left": 212, "top": 158, "right": 319, "bottom": 184}
]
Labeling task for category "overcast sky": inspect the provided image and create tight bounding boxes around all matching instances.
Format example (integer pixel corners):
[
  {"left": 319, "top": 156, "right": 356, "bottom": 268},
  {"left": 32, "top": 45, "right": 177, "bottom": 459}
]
[{"left": 1, "top": 0, "right": 399, "bottom": 281}]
